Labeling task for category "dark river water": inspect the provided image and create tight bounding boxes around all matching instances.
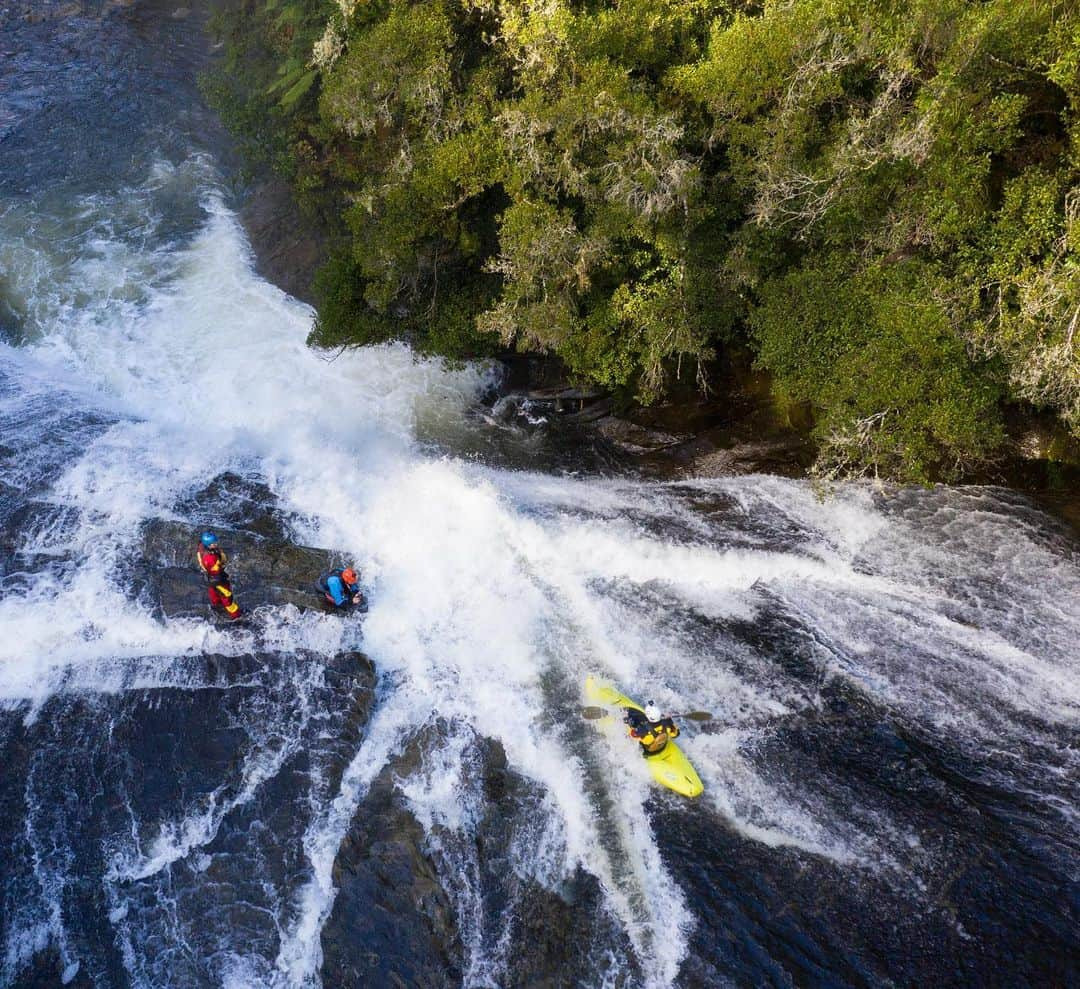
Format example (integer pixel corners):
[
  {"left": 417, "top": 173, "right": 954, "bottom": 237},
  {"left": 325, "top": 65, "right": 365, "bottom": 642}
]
[{"left": 1, "top": 3, "right": 1078, "bottom": 987}]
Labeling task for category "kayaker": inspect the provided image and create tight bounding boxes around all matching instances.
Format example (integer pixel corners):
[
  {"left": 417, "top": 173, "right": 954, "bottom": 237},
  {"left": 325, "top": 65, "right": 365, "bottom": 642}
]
[
  {"left": 624, "top": 702, "right": 680, "bottom": 756},
  {"left": 196, "top": 531, "right": 241, "bottom": 620},
  {"left": 315, "top": 566, "right": 364, "bottom": 610}
]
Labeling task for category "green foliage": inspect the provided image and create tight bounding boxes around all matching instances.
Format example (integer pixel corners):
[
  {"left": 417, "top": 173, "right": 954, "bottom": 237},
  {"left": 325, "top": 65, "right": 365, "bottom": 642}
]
[
  {"left": 208, "top": 0, "right": 1080, "bottom": 482},
  {"left": 279, "top": 68, "right": 318, "bottom": 108},
  {"left": 202, "top": 0, "right": 332, "bottom": 180},
  {"left": 309, "top": 249, "right": 396, "bottom": 350},
  {"left": 319, "top": 4, "right": 454, "bottom": 138},
  {"left": 752, "top": 258, "right": 1003, "bottom": 479}
]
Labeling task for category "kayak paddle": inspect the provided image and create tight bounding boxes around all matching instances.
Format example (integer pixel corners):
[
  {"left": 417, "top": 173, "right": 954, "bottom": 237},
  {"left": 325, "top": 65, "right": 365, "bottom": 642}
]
[{"left": 581, "top": 706, "right": 713, "bottom": 721}]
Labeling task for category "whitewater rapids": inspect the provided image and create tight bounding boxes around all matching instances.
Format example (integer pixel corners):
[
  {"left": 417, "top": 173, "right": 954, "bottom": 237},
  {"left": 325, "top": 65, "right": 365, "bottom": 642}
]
[{"left": 0, "top": 8, "right": 1077, "bottom": 984}]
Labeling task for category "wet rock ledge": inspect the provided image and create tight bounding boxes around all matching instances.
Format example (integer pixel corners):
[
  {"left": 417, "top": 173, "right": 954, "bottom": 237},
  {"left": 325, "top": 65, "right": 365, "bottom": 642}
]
[
  {"left": 493, "top": 362, "right": 816, "bottom": 480},
  {"left": 137, "top": 518, "right": 340, "bottom": 621}
]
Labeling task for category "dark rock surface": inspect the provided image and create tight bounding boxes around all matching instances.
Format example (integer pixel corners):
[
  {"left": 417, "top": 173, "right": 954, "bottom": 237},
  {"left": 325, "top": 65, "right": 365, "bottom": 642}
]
[
  {"left": 135, "top": 467, "right": 363, "bottom": 620},
  {"left": 238, "top": 176, "right": 326, "bottom": 307},
  {"left": 492, "top": 363, "right": 814, "bottom": 480},
  {"left": 321, "top": 761, "right": 463, "bottom": 989},
  {"left": 0, "top": 502, "right": 85, "bottom": 578},
  {"left": 323, "top": 725, "right": 637, "bottom": 989},
  {"left": 0, "top": 648, "right": 378, "bottom": 988},
  {"left": 139, "top": 517, "right": 340, "bottom": 619}
]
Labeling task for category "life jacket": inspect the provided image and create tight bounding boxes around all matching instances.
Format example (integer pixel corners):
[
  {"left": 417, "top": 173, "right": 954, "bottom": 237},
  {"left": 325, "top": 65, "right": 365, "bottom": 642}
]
[
  {"left": 198, "top": 546, "right": 229, "bottom": 584},
  {"left": 626, "top": 710, "right": 679, "bottom": 755},
  {"left": 317, "top": 568, "right": 358, "bottom": 606}
]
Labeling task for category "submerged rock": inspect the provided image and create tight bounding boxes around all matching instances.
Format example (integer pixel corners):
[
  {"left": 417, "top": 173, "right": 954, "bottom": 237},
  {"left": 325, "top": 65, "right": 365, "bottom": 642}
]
[
  {"left": 0, "top": 649, "right": 377, "bottom": 988},
  {"left": 0, "top": 501, "right": 86, "bottom": 576},
  {"left": 8, "top": 947, "right": 95, "bottom": 989}
]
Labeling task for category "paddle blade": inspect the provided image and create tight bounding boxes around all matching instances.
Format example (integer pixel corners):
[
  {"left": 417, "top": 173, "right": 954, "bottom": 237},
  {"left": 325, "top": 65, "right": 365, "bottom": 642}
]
[
  {"left": 679, "top": 711, "right": 713, "bottom": 721},
  {"left": 581, "top": 706, "right": 608, "bottom": 720}
]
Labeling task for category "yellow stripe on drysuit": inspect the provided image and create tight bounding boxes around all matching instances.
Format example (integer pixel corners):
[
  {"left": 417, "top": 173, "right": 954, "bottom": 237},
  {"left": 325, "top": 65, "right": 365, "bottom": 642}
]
[{"left": 214, "top": 584, "right": 240, "bottom": 615}]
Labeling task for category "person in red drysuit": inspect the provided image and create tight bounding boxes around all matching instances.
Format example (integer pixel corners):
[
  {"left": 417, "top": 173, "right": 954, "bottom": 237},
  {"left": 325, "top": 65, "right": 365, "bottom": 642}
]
[{"left": 196, "top": 531, "right": 241, "bottom": 620}]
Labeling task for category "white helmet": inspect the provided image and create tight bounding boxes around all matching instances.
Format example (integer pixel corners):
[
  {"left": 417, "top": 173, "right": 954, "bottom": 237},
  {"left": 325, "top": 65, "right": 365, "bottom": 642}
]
[{"left": 644, "top": 702, "right": 661, "bottom": 722}]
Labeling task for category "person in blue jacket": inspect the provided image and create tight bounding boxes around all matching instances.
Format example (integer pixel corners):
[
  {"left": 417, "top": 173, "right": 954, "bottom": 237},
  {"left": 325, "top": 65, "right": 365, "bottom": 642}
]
[{"left": 315, "top": 566, "right": 365, "bottom": 610}]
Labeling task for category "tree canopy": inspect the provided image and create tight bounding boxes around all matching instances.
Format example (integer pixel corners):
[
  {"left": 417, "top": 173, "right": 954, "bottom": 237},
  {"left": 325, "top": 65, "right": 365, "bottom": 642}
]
[{"left": 206, "top": 0, "right": 1080, "bottom": 481}]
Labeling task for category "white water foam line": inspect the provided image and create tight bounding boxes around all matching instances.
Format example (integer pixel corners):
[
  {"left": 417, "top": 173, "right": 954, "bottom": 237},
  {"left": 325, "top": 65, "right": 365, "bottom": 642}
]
[{"left": 106, "top": 656, "right": 324, "bottom": 886}]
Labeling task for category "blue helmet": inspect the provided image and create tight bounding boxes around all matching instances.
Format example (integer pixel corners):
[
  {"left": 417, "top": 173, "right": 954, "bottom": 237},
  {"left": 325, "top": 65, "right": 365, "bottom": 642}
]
[{"left": 200, "top": 531, "right": 218, "bottom": 548}]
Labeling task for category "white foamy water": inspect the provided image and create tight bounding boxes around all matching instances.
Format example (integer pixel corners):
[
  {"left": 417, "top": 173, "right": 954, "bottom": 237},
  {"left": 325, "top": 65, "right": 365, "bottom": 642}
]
[{"left": 2, "top": 159, "right": 1078, "bottom": 988}]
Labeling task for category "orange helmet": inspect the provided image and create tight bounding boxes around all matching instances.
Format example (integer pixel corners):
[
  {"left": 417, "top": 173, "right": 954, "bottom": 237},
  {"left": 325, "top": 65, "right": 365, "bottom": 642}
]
[{"left": 341, "top": 568, "right": 358, "bottom": 585}]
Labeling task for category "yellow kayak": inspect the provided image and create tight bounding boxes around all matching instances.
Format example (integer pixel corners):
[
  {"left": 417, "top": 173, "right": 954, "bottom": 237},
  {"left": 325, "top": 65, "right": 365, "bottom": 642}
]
[{"left": 585, "top": 677, "right": 704, "bottom": 798}]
